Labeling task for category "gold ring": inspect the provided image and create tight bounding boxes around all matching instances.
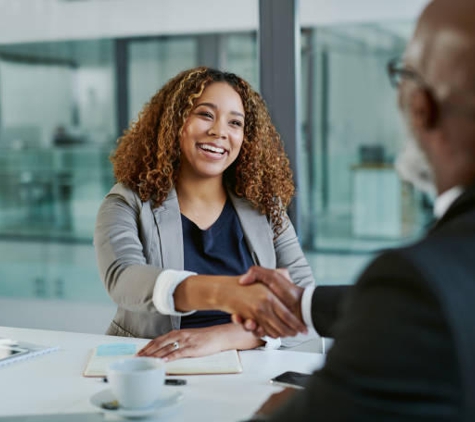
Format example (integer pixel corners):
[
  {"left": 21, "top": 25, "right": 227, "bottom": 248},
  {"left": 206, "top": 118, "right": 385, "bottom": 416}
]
[{"left": 172, "top": 341, "right": 180, "bottom": 350}]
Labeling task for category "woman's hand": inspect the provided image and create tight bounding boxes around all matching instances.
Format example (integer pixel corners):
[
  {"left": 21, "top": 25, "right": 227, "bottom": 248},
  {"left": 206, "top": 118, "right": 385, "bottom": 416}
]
[{"left": 137, "top": 323, "right": 262, "bottom": 361}]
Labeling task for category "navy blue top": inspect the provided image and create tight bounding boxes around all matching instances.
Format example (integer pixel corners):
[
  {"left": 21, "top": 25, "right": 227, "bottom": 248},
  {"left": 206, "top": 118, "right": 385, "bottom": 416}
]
[{"left": 180, "top": 199, "right": 254, "bottom": 329}]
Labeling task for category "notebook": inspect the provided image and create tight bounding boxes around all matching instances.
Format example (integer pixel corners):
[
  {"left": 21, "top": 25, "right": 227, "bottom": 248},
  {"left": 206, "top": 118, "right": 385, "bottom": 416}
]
[
  {"left": 0, "top": 338, "right": 59, "bottom": 367},
  {"left": 83, "top": 343, "right": 243, "bottom": 377}
]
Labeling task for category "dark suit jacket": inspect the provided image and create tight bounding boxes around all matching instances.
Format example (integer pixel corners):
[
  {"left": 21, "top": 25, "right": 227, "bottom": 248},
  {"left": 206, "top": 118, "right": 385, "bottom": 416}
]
[{"left": 266, "top": 186, "right": 475, "bottom": 421}]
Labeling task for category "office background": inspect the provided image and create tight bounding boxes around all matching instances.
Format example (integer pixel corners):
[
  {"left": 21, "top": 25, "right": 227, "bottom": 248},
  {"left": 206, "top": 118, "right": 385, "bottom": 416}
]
[{"left": 0, "top": 0, "right": 431, "bottom": 333}]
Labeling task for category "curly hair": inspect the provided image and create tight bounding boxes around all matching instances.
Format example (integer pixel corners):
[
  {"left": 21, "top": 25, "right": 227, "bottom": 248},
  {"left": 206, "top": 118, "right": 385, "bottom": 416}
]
[{"left": 112, "top": 66, "right": 295, "bottom": 232}]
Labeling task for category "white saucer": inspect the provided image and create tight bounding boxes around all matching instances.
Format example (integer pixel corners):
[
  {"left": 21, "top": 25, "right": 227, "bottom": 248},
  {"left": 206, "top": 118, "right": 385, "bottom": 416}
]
[{"left": 90, "top": 388, "right": 184, "bottom": 419}]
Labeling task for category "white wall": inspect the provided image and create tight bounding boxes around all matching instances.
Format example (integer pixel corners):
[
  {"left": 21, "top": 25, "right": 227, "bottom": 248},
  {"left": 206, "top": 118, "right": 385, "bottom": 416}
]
[
  {"left": 0, "top": 0, "right": 258, "bottom": 44},
  {"left": 0, "top": 0, "right": 430, "bottom": 45},
  {"left": 300, "top": 0, "right": 430, "bottom": 27}
]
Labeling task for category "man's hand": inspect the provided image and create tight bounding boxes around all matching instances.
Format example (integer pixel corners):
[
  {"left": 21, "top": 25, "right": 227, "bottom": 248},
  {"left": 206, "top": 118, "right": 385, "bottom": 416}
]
[
  {"left": 253, "top": 388, "right": 296, "bottom": 418},
  {"left": 219, "top": 278, "right": 307, "bottom": 338},
  {"left": 232, "top": 266, "right": 306, "bottom": 338}
]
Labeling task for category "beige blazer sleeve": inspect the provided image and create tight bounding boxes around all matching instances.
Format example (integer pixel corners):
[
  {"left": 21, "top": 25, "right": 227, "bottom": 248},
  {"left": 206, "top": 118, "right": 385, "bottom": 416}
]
[{"left": 95, "top": 184, "right": 186, "bottom": 337}]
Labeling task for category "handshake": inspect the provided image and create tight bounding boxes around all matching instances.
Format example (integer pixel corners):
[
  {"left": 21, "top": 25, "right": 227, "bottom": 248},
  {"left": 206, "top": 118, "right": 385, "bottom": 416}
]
[{"left": 220, "top": 266, "right": 308, "bottom": 339}]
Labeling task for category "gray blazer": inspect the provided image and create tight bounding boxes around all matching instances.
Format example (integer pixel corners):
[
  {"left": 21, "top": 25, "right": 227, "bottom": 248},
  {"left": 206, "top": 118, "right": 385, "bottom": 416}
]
[{"left": 94, "top": 183, "right": 314, "bottom": 339}]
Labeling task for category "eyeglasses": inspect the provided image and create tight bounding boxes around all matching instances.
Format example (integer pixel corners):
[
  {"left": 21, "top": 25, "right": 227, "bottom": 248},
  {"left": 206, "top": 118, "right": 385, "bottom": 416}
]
[
  {"left": 387, "top": 57, "right": 426, "bottom": 88},
  {"left": 387, "top": 57, "right": 475, "bottom": 119}
]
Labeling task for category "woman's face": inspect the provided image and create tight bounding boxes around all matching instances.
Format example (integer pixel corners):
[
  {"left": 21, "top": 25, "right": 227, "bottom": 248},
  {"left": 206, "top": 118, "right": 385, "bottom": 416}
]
[{"left": 179, "top": 82, "right": 245, "bottom": 181}]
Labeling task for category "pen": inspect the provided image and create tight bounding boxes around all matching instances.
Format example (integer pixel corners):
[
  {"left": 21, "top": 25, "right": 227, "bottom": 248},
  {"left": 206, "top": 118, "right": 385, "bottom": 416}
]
[{"left": 102, "top": 376, "right": 187, "bottom": 386}]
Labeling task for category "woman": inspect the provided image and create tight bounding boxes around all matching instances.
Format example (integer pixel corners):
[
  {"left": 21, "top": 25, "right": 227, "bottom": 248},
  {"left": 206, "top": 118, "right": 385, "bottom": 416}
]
[{"left": 94, "top": 67, "right": 314, "bottom": 361}]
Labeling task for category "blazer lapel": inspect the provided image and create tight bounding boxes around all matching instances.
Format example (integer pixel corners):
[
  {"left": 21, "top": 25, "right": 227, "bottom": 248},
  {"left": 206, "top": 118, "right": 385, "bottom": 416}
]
[
  {"left": 152, "top": 188, "right": 184, "bottom": 270},
  {"left": 229, "top": 192, "right": 276, "bottom": 268},
  {"left": 151, "top": 189, "right": 275, "bottom": 270}
]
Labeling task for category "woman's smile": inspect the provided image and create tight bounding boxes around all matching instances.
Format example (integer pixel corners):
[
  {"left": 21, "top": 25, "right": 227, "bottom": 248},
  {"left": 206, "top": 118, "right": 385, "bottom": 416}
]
[{"left": 196, "top": 142, "right": 229, "bottom": 159}]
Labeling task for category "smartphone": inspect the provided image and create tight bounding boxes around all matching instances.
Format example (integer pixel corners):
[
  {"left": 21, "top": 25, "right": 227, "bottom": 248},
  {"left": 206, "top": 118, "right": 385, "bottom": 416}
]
[{"left": 270, "top": 371, "right": 311, "bottom": 389}]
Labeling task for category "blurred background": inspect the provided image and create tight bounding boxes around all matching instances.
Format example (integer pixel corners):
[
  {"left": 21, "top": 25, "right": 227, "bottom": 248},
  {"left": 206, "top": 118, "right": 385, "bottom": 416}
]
[{"left": 0, "top": 0, "right": 431, "bottom": 333}]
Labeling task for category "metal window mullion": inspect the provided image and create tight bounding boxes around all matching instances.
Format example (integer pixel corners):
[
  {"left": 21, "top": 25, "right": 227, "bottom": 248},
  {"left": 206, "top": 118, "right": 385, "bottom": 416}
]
[
  {"left": 259, "top": 0, "right": 301, "bottom": 235},
  {"left": 115, "top": 38, "right": 129, "bottom": 139}
]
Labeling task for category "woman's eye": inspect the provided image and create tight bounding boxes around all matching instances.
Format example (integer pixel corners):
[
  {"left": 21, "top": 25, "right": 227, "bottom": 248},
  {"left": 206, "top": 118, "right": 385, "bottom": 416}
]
[
  {"left": 198, "top": 111, "right": 213, "bottom": 119},
  {"left": 230, "top": 120, "right": 243, "bottom": 127}
]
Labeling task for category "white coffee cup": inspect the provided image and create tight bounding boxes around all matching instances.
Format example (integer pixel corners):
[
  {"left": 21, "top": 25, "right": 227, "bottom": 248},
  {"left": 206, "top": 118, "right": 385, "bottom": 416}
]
[{"left": 107, "top": 357, "right": 166, "bottom": 409}]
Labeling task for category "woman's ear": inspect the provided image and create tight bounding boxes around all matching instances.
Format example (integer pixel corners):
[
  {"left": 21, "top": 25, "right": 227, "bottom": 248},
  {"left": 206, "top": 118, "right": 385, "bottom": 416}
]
[{"left": 409, "top": 88, "right": 439, "bottom": 131}]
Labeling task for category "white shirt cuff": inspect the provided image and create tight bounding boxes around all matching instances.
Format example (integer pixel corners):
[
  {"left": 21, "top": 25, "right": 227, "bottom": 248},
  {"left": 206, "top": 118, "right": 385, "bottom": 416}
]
[
  {"left": 259, "top": 336, "right": 282, "bottom": 350},
  {"left": 153, "top": 269, "right": 197, "bottom": 316},
  {"left": 301, "top": 285, "right": 316, "bottom": 330}
]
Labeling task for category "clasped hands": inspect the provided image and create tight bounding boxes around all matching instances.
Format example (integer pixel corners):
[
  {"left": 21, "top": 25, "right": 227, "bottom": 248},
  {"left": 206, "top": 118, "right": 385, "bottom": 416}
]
[
  {"left": 137, "top": 266, "right": 306, "bottom": 362},
  {"left": 228, "top": 266, "right": 307, "bottom": 339}
]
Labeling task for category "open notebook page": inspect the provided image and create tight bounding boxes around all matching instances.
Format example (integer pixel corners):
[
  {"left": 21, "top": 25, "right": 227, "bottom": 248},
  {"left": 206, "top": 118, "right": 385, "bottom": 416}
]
[{"left": 83, "top": 343, "right": 242, "bottom": 377}]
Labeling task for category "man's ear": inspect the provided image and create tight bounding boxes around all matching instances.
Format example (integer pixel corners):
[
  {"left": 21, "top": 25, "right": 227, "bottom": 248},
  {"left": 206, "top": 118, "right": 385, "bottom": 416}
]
[{"left": 409, "top": 88, "right": 439, "bottom": 131}]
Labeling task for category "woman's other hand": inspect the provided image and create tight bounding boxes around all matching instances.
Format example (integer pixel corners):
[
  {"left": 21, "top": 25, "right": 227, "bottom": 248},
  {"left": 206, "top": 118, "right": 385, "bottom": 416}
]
[{"left": 137, "top": 323, "right": 262, "bottom": 361}]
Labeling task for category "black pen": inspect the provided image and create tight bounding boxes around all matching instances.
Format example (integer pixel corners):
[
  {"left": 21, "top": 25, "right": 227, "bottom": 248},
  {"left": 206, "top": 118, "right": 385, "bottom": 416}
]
[{"left": 102, "top": 376, "right": 186, "bottom": 386}]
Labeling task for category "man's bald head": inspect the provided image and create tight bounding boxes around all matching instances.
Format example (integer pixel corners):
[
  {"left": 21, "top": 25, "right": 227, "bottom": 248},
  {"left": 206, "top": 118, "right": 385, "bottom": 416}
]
[
  {"left": 396, "top": 0, "right": 475, "bottom": 195},
  {"left": 407, "top": 0, "right": 475, "bottom": 101}
]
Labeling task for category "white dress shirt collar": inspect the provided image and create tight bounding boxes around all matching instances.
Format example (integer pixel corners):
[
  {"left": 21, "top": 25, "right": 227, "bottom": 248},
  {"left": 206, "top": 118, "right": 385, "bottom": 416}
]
[{"left": 433, "top": 186, "right": 464, "bottom": 219}]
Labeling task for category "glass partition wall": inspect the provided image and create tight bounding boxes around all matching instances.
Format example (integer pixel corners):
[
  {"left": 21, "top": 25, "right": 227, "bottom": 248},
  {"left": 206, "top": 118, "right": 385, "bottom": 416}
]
[
  {"left": 0, "top": 20, "right": 428, "bottom": 312},
  {"left": 299, "top": 22, "right": 430, "bottom": 284},
  {"left": 0, "top": 39, "right": 117, "bottom": 303}
]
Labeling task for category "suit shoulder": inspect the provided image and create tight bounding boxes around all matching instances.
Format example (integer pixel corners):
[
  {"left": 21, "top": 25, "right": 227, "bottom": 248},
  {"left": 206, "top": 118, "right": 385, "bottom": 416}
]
[
  {"left": 358, "top": 230, "right": 475, "bottom": 306},
  {"left": 106, "top": 183, "right": 143, "bottom": 208},
  {"left": 355, "top": 243, "right": 437, "bottom": 301}
]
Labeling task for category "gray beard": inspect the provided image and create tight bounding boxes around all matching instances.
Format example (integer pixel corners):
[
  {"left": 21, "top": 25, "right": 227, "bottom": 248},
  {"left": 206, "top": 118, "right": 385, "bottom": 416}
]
[{"left": 394, "top": 128, "right": 436, "bottom": 197}]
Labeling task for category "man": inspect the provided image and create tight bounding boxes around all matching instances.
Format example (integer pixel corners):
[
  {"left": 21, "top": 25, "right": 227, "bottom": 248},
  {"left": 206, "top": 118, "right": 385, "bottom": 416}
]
[{"left": 235, "top": 0, "right": 475, "bottom": 420}]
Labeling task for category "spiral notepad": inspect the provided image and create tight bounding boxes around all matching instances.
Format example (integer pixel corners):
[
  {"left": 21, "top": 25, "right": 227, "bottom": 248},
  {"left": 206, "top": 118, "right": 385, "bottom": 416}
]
[{"left": 0, "top": 338, "right": 59, "bottom": 367}]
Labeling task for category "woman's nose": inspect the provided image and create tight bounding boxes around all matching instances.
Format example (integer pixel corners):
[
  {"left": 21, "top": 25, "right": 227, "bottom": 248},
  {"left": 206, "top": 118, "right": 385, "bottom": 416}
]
[{"left": 208, "top": 120, "right": 227, "bottom": 138}]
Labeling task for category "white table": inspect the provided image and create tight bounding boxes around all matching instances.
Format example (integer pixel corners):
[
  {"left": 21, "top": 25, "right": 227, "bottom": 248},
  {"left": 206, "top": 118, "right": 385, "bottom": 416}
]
[{"left": 0, "top": 327, "right": 324, "bottom": 422}]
